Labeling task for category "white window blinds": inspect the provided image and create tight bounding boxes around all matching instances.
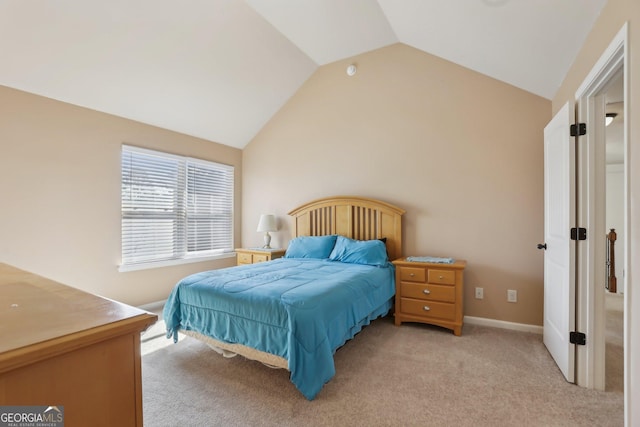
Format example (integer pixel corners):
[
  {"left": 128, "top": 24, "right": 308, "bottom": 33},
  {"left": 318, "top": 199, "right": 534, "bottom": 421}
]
[{"left": 121, "top": 145, "right": 234, "bottom": 267}]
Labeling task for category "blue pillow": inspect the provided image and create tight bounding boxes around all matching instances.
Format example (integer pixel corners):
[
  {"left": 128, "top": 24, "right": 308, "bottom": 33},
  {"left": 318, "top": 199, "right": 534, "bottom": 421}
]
[
  {"left": 328, "top": 236, "right": 389, "bottom": 267},
  {"left": 284, "top": 235, "right": 338, "bottom": 259}
]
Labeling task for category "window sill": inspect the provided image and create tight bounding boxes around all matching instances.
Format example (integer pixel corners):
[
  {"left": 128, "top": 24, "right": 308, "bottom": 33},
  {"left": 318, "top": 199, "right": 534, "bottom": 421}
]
[{"left": 118, "top": 252, "right": 236, "bottom": 273}]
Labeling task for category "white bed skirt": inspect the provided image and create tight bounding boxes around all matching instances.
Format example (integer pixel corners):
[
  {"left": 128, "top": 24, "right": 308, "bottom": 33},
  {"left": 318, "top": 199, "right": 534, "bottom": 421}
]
[{"left": 180, "top": 329, "right": 289, "bottom": 370}]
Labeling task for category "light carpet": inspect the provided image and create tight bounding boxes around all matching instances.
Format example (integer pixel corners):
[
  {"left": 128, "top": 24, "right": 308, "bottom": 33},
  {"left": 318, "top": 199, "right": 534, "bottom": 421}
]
[
  {"left": 142, "top": 317, "right": 623, "bottom": 426},
  {"left": 605, "top": 308, "right": 624, "bottom": 393}
]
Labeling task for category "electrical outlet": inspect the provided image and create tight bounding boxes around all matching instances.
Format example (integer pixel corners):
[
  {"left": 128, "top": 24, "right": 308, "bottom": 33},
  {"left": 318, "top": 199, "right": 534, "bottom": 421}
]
[
  {"left": 507, "top": 289, "right": 517, "bottom": 303},
  {"left": 475, "top": 287, "right": 484, "bottom": 299}
]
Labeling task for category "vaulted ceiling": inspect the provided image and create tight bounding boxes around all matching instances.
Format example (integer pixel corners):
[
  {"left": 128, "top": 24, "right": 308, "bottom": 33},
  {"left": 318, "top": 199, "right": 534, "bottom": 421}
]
[{"left": 0, "top": 0, "right": 607, "bottom": 149}]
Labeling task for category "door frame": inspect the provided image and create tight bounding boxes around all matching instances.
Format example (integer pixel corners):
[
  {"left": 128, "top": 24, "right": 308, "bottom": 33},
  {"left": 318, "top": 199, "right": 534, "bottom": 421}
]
[{"left": 574, "top": 22, "right": 628, "bottom": 397}]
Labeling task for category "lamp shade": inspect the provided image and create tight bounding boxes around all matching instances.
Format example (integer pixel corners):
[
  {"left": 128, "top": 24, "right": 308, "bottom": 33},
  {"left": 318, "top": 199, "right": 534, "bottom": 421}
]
[{"left": 256, "top": 214, "right": 277, "bottom": 232}]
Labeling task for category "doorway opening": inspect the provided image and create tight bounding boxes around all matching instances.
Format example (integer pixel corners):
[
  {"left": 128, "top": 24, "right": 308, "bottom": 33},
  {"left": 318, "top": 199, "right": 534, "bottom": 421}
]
[
  {"left": 574, "top": 23, "right": 628, "bottom": 401},
  {"left": 603, "top": 71, "right": 624, "bottom": 393}
]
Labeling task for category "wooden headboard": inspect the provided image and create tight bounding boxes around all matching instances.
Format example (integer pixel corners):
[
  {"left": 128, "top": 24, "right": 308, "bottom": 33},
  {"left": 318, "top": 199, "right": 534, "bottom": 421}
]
[{"left": 288, "top": 196, "right": 405, "bottom": 261}]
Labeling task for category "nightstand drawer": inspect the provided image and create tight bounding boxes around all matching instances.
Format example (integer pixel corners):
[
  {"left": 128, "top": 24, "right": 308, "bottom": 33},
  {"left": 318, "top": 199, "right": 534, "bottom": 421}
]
[
  {"left": 398, "top": 267, "right": 426, "bottom": 283},
  {"left": 401, "top": 282, "right": 455, "bottom": 303},
  {"left": 400, "top": 298, "right": 456, "bottom": 321},
  {"left": 238, "top": 253, "right": 253, "bottom": 264},
  {"left": 253, "top": 254, "right": 268, "bottom": 263},
  {"left": 236, "top": 248, "right": 286, "bottom": 266},
  {"left": 427, "top": 269, "right": 456, "bottom": 285}
]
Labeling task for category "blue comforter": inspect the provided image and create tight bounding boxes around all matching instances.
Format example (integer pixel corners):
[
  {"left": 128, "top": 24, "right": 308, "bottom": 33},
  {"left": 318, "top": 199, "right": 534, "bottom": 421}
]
[{"left": 163, "top": 258, "right": 395, "bottom": 400}]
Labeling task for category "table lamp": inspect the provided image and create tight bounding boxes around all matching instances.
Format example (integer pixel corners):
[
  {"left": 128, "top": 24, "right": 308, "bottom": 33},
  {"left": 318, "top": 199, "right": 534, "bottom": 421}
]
[{"left": 256, "top": 214, "right": 277, "bottom": 249}]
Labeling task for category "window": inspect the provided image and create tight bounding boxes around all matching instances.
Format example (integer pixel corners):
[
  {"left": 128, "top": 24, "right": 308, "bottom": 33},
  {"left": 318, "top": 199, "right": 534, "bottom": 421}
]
[{"left": 121, "top": 145, "right": 234, "bottom": 270}]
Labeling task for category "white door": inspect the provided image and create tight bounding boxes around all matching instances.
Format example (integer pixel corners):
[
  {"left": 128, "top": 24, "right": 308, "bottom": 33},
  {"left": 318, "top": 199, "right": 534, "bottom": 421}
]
[{"left": 542, "top": 102, "right": 576, "bottom": 382}]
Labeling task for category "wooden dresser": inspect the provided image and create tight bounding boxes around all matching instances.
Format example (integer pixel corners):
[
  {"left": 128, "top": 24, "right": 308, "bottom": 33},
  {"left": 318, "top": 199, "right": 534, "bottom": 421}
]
[
  {"left": 236, "top": 248, "right": 286, "bottom": 266},
  {"left": 0, "top": 263, "right": 157, "bottom": 426},
  {"left": 392, "top": 258, "right": 466, "bottom": 336}
]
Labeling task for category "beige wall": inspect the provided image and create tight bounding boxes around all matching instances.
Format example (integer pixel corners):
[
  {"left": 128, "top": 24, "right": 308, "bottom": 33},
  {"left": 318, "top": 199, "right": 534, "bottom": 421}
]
[
  {"left": 551, "top": 0, "right": 639, "bottom": 421},
  {"left": 0, "top": 85, "right": 241, "bottom": 306},
  {"left": 243, "top": 43, "right": 550, "bottom": 326}
]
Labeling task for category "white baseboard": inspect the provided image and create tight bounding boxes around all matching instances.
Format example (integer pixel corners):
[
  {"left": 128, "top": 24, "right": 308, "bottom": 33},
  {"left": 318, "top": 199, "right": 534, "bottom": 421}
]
[
  {"left": 138, "top": 301, "right": 543, "bottom": 334},
  {"left": 138, "top": 300, "right": 166, "bottom": 313},
  {"left": 464, "top": 315, "right": 543, "bottom": 334}
]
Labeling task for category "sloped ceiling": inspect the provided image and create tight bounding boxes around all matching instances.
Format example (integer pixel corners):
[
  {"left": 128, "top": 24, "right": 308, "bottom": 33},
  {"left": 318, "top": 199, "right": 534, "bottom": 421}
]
[{"left": 0, "top": 0, "right": 607, "bottom": 149}]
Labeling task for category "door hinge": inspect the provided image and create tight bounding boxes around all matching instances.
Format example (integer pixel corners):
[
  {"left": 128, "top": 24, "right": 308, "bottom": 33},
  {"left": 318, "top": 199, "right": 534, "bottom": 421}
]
[
  {"left": 570, "top": 331, "right": 586, "bottom": 345},
  {"left": 569, "top": 123, "right": 587, "bottom": 136},
  {"left": 570, "top": 123, "right": 586, "bottom": 136},
  {"left": 571, "top": 227, "right": 587, "bottom": 240}
]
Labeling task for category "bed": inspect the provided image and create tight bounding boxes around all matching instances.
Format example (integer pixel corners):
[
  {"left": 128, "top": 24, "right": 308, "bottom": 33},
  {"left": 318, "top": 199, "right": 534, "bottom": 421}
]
[{"left": 163, "top": 196, "right": 405, "bottom": 399}]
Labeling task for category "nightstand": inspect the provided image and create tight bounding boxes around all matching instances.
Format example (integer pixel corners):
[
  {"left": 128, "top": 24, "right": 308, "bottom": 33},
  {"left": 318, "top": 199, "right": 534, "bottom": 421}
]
[
  {"left": 392, "top": 258, "right": 466, "bottom": 336},
  {"left": 235, "top": 248, "right": 286, "bottom": 266}
]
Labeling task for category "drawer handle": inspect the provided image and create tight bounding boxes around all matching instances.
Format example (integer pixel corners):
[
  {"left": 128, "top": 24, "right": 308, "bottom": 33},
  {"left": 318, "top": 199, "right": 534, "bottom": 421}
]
[
  {"left": 422, "top": 289, "right": 431, "bottom": 295},
  {"left": 409, "top": 273, "right": 415, "bottom": 277},
  {"left": 423, "top": 306, "right": 430, "bottom": 311},
  {"left": 439, "top": 275, "right": 444, "bottom": 279}
]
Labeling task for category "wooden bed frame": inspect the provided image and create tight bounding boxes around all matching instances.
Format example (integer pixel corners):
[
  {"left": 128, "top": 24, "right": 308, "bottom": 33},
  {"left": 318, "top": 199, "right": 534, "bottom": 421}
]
[{"left": 181, "top": 196, "right": 405, "bottom": 369}]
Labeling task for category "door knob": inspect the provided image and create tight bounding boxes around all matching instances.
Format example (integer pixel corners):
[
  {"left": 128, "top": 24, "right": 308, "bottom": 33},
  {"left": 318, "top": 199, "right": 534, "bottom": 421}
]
[{"left": 537, "top": 243, "right": 547, "bottom": 250}]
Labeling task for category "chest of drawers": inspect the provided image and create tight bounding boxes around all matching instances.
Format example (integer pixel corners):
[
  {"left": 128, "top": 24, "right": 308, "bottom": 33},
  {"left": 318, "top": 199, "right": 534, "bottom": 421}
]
[
  {"left": 0, "top": 263, "right": 157, "bottom": 426},
  {"left": 392, "top": 258, "right": 466, "bottom": 336}
]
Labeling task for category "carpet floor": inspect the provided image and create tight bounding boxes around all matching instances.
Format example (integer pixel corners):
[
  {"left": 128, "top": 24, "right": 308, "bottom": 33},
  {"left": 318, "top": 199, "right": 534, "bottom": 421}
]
[{"left": 142, "top": 317, "right": 623, "bottom": 426}]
